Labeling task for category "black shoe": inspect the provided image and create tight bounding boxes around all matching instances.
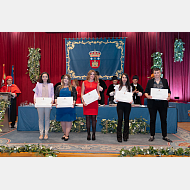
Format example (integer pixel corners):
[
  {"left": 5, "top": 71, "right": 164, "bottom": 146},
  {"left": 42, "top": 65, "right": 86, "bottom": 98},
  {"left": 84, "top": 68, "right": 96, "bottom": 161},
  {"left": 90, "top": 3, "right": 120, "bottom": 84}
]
[
  {"left": 61, "top": 135, "right": 69, "bottom": 140},
  {"left": 64, "top": 136, "right": 69, "bottom": 141},
  {"left": 87, "top": 134, "right": 91, "bottom": 140},
  {"left": 123, "top": 133, "right": 129, "bottom": 141},
  {"left": 92, "top": 134, "right": 96, "bottom": 140},
  {"left": 117, "top": 131, "right": 122, "bottom": 143},
  {"left": 148, "top": 136, "right": 154, "bottom": 141},
  {"left": 163, "top": 137, "right": 172, "bottom": 142}
]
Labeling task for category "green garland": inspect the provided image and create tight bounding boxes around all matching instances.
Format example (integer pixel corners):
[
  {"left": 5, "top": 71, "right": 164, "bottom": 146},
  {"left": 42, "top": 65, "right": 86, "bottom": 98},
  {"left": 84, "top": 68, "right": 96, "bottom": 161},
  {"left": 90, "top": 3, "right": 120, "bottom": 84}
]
[
  {"left": 119, "top": 146, "right": 190, "bottom": 157},
  {"left": 151, "top": 52, "right": 163, "bottom": 78},
  {"left": 0, "top": 99, "right": 11, "bottom": 132},
  {"left": 174, "top": 38, "right": 185, "bottom": 62},
  {"left": 101, "top": 118, "right": 149, "bottom": 134},
  {"left": 26, "top": 48, "right": 41, "bottom": 83},
  {"left": 0, "top": 144, "right": 59, "bottom": 157},
  {"left": 49, "top": 117, "right": 86, "bottom": 133}
]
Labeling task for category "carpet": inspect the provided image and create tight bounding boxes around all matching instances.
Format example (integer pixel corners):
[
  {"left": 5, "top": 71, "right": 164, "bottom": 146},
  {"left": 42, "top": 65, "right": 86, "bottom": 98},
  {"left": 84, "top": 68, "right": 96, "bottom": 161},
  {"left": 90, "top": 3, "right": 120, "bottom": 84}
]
[{"left": 1, "top": 127, "right": 189, "bottom": 154}]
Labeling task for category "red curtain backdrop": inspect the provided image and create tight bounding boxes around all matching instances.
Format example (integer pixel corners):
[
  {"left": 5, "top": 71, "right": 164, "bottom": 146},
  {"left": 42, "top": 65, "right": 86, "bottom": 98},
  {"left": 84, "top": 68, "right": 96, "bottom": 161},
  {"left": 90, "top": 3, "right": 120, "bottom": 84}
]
[{"left": 0, "top": 32, "right": 190, "bottom": 114}]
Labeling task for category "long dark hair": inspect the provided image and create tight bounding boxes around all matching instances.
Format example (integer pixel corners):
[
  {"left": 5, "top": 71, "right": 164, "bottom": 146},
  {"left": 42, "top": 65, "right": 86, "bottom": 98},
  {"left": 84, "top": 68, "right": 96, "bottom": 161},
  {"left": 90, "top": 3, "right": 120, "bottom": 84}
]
[
  {"left": 119, "top": 73, "right": 130, "bottom": 91},
  {"left": 39, "top": 72, "right": 51, "bottom": 83}
]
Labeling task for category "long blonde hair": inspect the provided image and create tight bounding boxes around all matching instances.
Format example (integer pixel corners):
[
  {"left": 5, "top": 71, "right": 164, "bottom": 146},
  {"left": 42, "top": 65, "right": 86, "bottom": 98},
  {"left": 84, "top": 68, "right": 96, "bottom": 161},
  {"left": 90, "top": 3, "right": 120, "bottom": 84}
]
[
  {"left": 60, "top": 74, "right": 73, "bottom": 91},
  {"left": 86, "top": 70, "right": 98, "bottom": 82}
]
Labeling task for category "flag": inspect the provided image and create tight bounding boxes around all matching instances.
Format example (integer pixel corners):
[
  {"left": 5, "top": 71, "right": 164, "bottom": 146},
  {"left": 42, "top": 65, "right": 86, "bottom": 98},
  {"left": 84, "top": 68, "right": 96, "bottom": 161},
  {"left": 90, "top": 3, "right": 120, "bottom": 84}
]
[
  {"left": 11, "top": 65, "right": 14, "bottom": 84},
  {"left": 65, "top": 38, "right": 126, "bottom": 80},
  {"left": 1, "top": 64, "right": 6, "bottom": 87}
]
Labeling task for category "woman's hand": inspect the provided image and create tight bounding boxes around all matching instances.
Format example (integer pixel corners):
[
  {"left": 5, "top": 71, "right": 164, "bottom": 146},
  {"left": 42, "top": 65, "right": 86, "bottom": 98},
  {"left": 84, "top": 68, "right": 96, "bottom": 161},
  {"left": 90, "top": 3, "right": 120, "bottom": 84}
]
[
  {"left": 98, "top": 96, "right": 101, "bottom": 100},
  {"left": 129, "top": 101, "right": 133, "bottom": 104},
  {"left": 72, "top": 101, "right": 75, "bottom": 108},
  {"left": 167, "top": 96, "right": 171, "bottom": 101},
  {"left": 147, "top": 95, "right": 152, "bottom": 99}
]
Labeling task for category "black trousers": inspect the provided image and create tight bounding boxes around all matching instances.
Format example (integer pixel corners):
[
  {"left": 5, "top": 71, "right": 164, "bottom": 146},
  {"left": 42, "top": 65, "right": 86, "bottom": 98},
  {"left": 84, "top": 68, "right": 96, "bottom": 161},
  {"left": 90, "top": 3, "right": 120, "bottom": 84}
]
[
  {"left": 117, "top": 102, "right": 131, "bottom": 134},
  {"left": 148, "top": 101, "right": 168, "bottom": 137},
  {"left": 9, "top": 98, "right": 17, "bottom": 127}
]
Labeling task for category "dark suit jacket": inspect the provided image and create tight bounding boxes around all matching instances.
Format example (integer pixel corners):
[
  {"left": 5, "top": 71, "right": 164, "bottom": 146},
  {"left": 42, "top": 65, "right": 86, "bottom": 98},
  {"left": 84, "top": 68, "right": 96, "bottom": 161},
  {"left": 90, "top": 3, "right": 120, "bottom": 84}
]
[
  {"left": 98, "top": 79, "right": 107, "bottom": 105},
  {"left": 130, "top": 83, "right": 144, "bottom": 104},
  {"left": 144, "top": 78, "right": 171, "bottom": 108}
]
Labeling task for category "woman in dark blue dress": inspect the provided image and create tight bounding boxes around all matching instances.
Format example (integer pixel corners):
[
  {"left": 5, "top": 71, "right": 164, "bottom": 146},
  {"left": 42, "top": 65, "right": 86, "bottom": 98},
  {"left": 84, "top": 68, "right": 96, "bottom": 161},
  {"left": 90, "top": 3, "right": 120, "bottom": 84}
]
[{"left": 55, "top": 74, "right": 77, "bottom": 141}]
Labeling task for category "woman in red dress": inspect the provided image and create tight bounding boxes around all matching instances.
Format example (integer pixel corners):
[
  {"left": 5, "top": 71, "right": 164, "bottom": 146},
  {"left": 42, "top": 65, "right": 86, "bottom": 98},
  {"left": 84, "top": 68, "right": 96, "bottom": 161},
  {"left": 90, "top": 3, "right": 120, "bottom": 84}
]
[
  {"left": 81, "top": 70, "right": 101, "bottom": 140},
  {"left": 72, "top": 79, "right": 81, "bottom": 104}
]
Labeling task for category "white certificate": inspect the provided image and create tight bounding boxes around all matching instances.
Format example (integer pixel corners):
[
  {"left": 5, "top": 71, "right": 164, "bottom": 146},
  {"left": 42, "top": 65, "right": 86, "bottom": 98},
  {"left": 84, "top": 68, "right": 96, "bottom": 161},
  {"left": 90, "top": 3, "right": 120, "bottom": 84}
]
[
  {"left": 115, "top": 91, "right": 133, "bottom": 103},
  {"left": 57, "top": 97, "right": 73, "bottom": 108},
  {"left": 150, "top": 88, "right": 168, "bottom": 100},
  {"left": 35, "top": 97, "right": 52, "bottom": 108},
  {"left": 82, "top": 89, "right": 99, "bottom": 105}
]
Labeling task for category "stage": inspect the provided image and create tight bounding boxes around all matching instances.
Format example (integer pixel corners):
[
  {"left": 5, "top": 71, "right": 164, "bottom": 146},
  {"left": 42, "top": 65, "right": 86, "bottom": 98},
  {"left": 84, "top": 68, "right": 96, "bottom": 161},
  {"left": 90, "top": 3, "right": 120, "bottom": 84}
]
[
  {"left": 1, "top": 123, "right": 189, "bottom": 155},
  {"left": 17, "top": 105, "right": 177, "bottom": 134}
]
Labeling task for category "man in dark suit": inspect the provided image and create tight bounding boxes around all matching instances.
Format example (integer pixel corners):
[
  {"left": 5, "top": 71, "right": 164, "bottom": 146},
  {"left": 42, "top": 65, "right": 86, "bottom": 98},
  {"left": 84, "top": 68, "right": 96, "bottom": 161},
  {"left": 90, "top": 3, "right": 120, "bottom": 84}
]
[
  {"left": 96, "top": 71, "right": 107, "bottom": 105},
  {"left": 106, "top": 76, "right": 118, "bottom": 104},
  {"left": 130, "top": 75, "right": 143, "bottom": 104},
  {"left": 144, "top": 68, "right": 172, "bottom": 142}
]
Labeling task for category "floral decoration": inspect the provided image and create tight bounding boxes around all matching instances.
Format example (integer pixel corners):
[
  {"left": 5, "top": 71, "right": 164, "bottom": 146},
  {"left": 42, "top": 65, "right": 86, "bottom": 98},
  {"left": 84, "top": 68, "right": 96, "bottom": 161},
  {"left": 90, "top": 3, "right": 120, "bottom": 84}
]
[
  {"left": 49, "top": 117, "right": 86, "bottom": 133},
  {"left": 0, "top": 144, "right": 59, "bottom": 157},
  {"left": 119, "top": 146, "right": 190, "bottom": 157},
  {"left": 26, "top": 48, "right": 41, "bottom": 83},
  {"left": 0, "top": 99, "right": 11, "bottom": 132},
  {"left": 174, "top": 38, "right": 185, "bottom": 63},
  {"left": 101, "top": 118, "right": 149, "bottom": 134},
  {"left": 151, "top": 52, "right": 163, "bottom": 78}
]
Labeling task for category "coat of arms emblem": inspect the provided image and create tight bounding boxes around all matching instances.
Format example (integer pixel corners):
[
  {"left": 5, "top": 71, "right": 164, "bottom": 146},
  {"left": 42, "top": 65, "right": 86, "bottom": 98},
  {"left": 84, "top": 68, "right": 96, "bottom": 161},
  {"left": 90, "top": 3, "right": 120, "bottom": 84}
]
[{"left": 89, "top": 50, "right": 101, "bottom": 69}]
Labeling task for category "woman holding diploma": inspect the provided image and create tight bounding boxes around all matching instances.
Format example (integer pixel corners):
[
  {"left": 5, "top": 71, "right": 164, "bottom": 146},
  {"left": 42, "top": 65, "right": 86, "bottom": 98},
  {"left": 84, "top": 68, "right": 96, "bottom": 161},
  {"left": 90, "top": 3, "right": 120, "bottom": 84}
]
[
  {"left": 81, "top": 70, "right": 101, "bottom": 140},
  {"left": 144, "top": 68, "right": 172, "bottom": 142},
  {"left": 34, "top": 72, "right": 54, "bottom": 140},
  {"left": 114, "top": 73, "right": 132, "bottom": 142},
  {"left": 55, "top": 74, "right": 77, "bottom": 141}
]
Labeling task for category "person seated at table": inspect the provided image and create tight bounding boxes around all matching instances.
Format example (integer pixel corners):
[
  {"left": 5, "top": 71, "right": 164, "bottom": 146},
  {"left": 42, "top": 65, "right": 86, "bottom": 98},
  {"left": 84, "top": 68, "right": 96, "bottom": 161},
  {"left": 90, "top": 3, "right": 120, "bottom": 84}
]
[
  {"left": 72, "top": 79, "right": 82, "bottom": 104},
  {"left": 55, "top": 74, "right": 77, "bottom": 141},
  {"left": 114, "top": 73, "right": 133, "bottom": 142},
  {"left": 0, "top": 76, "right": 21, "bottom": 128},
  {"left": 144, "top": 68, "right": 172, "bottom": 142},
  {"left": 106, "top": 76, "right": 118, "bottom": 104},
  {"left": 130, "top": 75, "right": 143, "bottom": 105},
  {"left": 95, "top": 71, "right": 107, "bottom": 105},
  {"left": 34, "top": 72, "right": 54, "bottom": 140},
  {"left": 54, "top": 75, "right": 64, "bottom": 94}
]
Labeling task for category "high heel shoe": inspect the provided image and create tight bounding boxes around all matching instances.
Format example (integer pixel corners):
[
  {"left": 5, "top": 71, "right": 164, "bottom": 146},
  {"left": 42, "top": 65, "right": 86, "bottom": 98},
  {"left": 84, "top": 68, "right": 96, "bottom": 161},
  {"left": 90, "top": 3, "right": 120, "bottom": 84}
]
[
  {"left": 39, "top": 135, "right": 43, "bottom": 140},
  {"left": 61, "top": 135, "right": 69, "bottom": 140},
  {"left": 64, "top": 136, "right": 69, "bottom": 141},
  {"left": 44, "top": 134, "right": 48, "bottom": 140},
  {"left": 87, "top": 134, "right": 91, "bottom": 140},
  {"left": 92, "top": 134, "right": 96, "bottom": 140}
]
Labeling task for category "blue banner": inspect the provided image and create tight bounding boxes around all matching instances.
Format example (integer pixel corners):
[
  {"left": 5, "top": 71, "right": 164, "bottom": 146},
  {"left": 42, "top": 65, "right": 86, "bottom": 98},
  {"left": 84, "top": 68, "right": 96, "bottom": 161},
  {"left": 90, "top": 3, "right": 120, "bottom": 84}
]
[
  {"left": 65, "top": 38, "right": 126, "bottom": 80},
  {"left": 11, "top": 65, "right": 14, "bottom": 84}
]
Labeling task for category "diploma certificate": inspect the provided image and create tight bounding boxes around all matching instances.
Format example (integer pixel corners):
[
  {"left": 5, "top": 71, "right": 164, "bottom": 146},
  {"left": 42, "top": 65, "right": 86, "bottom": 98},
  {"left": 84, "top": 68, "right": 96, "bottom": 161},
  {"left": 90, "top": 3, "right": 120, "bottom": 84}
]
[
  {"left": 35, "top": 97, "right": 52, "bottom": 108},
  {"left": 115, "top": 91, "right": 133, "bottom": 103},
  {"left": 150, "top": 88, "right": 168, "bottom": 100},
  {"left": 57, "top": 97, "right": 73, "bottom": 108},
  {"left": 82, "top": 89, "right": 99, "bottom": 105}
]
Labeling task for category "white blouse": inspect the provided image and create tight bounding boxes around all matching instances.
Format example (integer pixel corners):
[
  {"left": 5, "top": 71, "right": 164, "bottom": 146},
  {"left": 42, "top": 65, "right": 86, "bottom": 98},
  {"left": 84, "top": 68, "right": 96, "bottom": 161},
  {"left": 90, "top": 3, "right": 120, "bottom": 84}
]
[{"left": 114, "top": 85, "right": 132, "bottom": 103}]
